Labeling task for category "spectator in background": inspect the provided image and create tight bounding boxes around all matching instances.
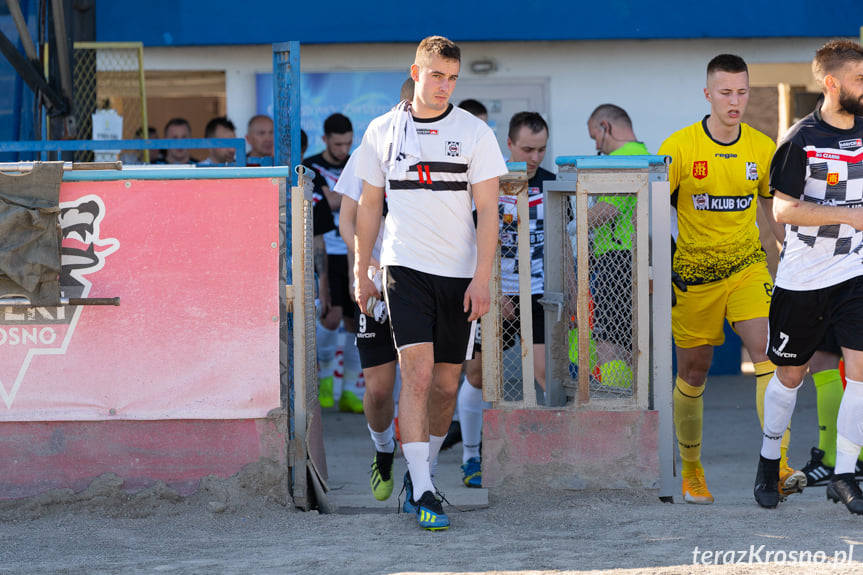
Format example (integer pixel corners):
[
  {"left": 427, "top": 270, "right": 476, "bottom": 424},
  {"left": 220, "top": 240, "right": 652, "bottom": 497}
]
[
  {"left": 246, "top": 115, "right": 275, "bottom": 162},
  {"left": 121, "top": 125, "right": 159, "bottom": 165},
  {"left": 161, "top": 117, "right": 195, "bottom": 164},
  {"left": 586, "top": 104, "right": 649, "bottom": 388},
  {"left": 458, "top": 99, "right": 488, "bottom": 123},
  {"left": 198, "top": 116, "right": 237, "bottom": 166}
]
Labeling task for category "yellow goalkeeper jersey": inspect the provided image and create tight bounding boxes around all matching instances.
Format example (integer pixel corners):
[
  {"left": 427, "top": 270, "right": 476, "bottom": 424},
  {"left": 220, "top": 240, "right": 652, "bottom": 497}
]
[{"left": 658, "top": 117, "right": 775, "bottom": 284}]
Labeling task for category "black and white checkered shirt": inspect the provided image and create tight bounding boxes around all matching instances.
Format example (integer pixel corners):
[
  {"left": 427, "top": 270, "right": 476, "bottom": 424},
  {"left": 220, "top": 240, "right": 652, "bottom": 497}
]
[{"left": 771, "top": 108, "right": 863, "bottom": 291}]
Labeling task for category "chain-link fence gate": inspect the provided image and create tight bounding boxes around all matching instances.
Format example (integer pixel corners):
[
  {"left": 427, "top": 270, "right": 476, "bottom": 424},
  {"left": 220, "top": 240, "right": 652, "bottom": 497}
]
[{"left": 72, "top": 42, "right": 148, "bottom": 163}]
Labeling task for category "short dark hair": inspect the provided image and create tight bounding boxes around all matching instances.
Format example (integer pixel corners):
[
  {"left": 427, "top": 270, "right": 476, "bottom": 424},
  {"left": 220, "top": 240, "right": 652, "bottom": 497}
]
[
  {"left": 458, "top": 99, "right": 488, "bottom": 118},
  {"left": 323, "top": 113, "right": 352, "bottom": 136},
  {"left": 508, "top": 111, "right": 548, "bottom": 142},
  {"left": 588, "top": 104, "right": 633, "bottom": 130},
  {"left": 300, "top": 129, "right": 308, "bottom": 155},
  {"left": 707, "top": 54, "right": 748, "bottom": 77},
  {"left": 416, "top": 35, "right": 460, "bottom": 66},
  {"left": 135, "top": 125, "right": 157, "bottom": 139},
  {"left": 204, "top": 116, "right": 235, "bottom": 138},
  {"left": 813, "top": 40, "right": 863, "bottom": 88},
  {"left": 164, "top": 117, "right": 191, "bottom": 135}
]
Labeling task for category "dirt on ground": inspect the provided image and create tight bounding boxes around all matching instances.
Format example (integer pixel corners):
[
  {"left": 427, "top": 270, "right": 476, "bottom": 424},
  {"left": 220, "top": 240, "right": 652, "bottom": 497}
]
[{"left": 1, "top": 376, "right": 863, "bottom": 575}]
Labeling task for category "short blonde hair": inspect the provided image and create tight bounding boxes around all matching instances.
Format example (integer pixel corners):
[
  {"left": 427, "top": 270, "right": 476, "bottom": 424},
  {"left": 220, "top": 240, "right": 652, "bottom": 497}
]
[{"left": 415, "top": 36, "right": 460, "bottom": 68}]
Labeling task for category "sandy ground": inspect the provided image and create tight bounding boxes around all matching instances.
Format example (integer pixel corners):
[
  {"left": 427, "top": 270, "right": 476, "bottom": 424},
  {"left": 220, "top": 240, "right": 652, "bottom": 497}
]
[{"left": 2, "top": 374, "right": 863, "bottom": 575}]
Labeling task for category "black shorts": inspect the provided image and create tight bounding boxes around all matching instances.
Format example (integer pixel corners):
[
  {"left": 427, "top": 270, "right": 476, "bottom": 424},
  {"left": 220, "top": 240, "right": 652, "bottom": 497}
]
[
  {"left": 353, "top": 302, "right": 398, "bottom": 369},
  {"left": 817, "top": 326, "right": 842, "bottom": 356},
  {"left": 592, "top": 250, "right": 632, "bottom": 343},
  {"left": 768, "top": 276, "right": 863, "bottom": 366},
  {"left": 383, "top": 265, "right": 475, "bottom": 364},
  {"left": 327, "top": 254, "right": 354, "bottom": 318},
  {"left": 474, "top": 293, "right": 545, "bottom": 353}
]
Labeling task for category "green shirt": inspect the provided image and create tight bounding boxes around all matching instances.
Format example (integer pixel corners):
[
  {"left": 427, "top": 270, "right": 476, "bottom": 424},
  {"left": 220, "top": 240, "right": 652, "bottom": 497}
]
[{"left": 592, "top": 141, "right": 649, "bottom": 257}]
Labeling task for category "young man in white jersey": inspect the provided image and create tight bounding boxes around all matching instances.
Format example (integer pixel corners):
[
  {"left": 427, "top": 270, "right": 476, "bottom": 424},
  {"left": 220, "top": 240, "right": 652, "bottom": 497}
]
[
  {"left": 353, "top": 36, "right": 507, "bottom": 530},
  {"left": 335, "top": 78, "right": 414, "bottom": 503},
  {"left": 754, "top": 40, "right": 863, "bottom": 513}
]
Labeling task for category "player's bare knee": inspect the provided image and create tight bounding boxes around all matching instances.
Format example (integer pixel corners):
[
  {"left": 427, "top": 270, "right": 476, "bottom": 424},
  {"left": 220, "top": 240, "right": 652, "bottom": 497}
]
[{"left": 776, "top": 365, "right": 806, "bottom": 389}]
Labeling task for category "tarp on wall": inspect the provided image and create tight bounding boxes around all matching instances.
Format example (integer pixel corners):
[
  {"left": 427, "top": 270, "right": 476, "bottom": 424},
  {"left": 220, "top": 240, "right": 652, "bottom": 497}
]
[{"left": 0, "top": 176, "right": 283, "bottom": 421}]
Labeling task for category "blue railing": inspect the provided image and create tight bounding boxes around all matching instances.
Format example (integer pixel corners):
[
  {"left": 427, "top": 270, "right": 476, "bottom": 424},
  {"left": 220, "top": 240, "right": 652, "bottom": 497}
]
[{"left": 0, "top": 138, "right": 249, "bottom": 166}]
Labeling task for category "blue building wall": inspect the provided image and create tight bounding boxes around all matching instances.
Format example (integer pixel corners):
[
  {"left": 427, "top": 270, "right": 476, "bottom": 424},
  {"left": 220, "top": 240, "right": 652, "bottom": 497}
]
[
  {"left": 96, "top": 0, "right": 862, "bottom": 46},
  {"left": 0, "top": 0, "right": 38, "bottom": 159}
]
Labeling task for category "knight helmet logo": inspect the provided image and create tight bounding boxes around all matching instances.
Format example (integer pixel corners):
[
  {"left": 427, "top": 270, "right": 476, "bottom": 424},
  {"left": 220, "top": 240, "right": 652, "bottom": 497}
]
[{"left": 0, "top": 195, "right": 119, "bottom": 408}]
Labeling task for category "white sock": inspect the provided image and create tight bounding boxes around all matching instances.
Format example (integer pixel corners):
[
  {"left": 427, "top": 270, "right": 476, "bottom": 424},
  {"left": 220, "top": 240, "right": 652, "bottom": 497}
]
[
  {"left": 458, "top": 381, "right": 483, "bottom": 464},
  {"left": 403, "top": 442, "right": 433, "bottom": 498},
  {"left": 316, "top": 321, "right": 339, "bottom": 380},
  {"left": 429, "top": 434, "right": 445, "bottom": 480},
  {"left": 368, "top": 423, "right": 395, "bottom": 454},
  {"left": 342, "top": 339, "right": 363, "bottom": 398},
  {"left": 836, "top": 378, "right": 863, "bottom": 475},
  {"left": 760, "top": 374, "right": 799, "bottom": 460}
]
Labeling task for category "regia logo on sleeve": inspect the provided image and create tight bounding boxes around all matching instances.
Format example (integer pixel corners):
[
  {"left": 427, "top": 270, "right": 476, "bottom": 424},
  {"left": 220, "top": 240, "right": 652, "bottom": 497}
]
[
  {"left": 446, "top": 141, "right": 461, "bottom": 157},
  {"left": 416, "top": 129, "right": 438, "bottom": 135},
  {"left": 746, "top": 162, "right": 759, "bottom": 181},
  {"left": 0, "top": 195, "right": 119, "bottom": 408},
  {"left": 692, "top": 161, "right": 708, "bottom": 180},
  {"left": 839, "top": 138, "right": 863, "bottom": 150}
]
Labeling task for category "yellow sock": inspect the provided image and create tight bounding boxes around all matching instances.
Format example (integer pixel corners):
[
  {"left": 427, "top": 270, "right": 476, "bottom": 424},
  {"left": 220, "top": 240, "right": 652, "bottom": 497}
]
[
  {"left": 754, "top": 360, "right": 792, "bottom": 467},
  {"left": 674, "top": 376, "right": 704, "bottom": 474}
]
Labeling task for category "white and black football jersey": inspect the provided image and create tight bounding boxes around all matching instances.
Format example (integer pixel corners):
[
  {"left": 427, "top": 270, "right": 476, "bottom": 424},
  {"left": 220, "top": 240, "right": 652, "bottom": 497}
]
[{"left": 771, "top": 108, "right": 863, "bottom": 291}]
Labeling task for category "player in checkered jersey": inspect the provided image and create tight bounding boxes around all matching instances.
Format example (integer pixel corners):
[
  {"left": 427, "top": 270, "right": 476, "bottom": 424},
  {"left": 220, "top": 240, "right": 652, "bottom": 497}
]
[
  {"left": 658, "top": 54, "right": 796, "bottom": 506},
  {"left": 754, "top": 40, "right": 863, "bottom": 514}
]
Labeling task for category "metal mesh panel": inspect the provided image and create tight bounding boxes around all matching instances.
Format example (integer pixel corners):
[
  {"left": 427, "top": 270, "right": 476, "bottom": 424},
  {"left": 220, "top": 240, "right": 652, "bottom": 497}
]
[
  {"left": 499, "top": 294, "right": 528, "bottom": 402},
  {"left": 564, "top": 195, "right": 635, "bottom": 399},
  {"left": 72, "top": 43, "right": 147, "bottom": 163},
  {"left": 540, "top": 164, "right": 655, "bottom": 409},
  {"left": 302, "top": 197, "right": 317, "bottom": 409}
]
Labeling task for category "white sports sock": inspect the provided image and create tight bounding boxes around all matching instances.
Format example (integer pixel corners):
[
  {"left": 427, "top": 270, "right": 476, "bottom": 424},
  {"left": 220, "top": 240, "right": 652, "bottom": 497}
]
[
  {"left": 760, "top": 374, "right": 799, "bottom": 460},
  {"left": 458, "top": 380, "right": 483, "bottom": 464},
  {"left": 836, "top": 378, "right": 863, "bottom": 474},
  {"left": 342, "top": 338, "right": 363, "bottom": 398},
  {"left": 403, "top": 442, "right": 433, "bottom": 498},
  {"left": 368, "top": 422, "right": 395, "bottom": 454},
  {"left": 429, "top": 434, "right": 445, "bottom": 480},
  {"left": 316, "top": 321, "right": 339, "bottom": 379}
]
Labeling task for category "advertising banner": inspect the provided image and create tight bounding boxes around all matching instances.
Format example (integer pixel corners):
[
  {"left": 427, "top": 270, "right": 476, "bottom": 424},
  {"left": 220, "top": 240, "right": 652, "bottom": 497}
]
[
  {"left": 256, "top": 71, "right": 408, "bottom": 156},
  {"left": 0, "top": 177, "right": 283, "bottom": 421}
]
